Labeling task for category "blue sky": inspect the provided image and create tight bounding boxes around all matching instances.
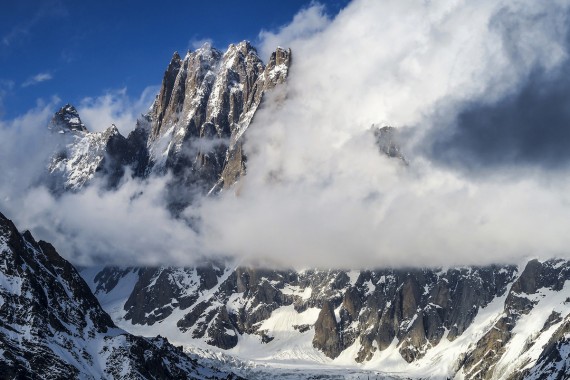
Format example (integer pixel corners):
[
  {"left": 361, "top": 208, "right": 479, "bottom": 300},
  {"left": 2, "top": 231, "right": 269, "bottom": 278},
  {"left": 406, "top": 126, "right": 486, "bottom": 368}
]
[{"left": 0, "top": 0, "right": 348, "bottom": 120}]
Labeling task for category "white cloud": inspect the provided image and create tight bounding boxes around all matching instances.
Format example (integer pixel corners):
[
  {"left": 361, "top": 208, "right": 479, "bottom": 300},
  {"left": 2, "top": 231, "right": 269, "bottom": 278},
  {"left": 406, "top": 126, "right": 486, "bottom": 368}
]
[
  {"left": 22, "top": 72, "right": 53, "bottom": 87},
  {"left": 11, "top": 175, "right": 202, "bottom": 266},
  {"left": 2, "top": 0, "right": 570, "bottom": 269},
  {"left": 196, "top": 0, "right": 570, "bottom": 268},
  {"left": 190, "top": 37, "right": 214, "bottom": 51},
  {"left": 77, "top": 86, "right": 159, "bottom": 135},
  {"left": 258, "top": 3, "right": 331, "bottom": 61},
  {"left": 0, "top": 97, "right": 61, "bottom": 198}
]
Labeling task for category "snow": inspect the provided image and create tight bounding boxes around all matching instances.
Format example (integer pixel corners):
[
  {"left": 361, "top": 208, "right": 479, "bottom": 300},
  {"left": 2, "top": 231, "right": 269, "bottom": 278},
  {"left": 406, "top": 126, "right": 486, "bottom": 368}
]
[
  {"left": 81, "top": 267, "right": 140, "bottom": 323},
  {"left": 268, "top": 63, "right": 288, "bottom": 80},
  {"left": 363, "top": 280, "right": 376, "bottom": 296},
  {"left": 492, "top": 279, "right": 570, "bottom": 378},
  {"left": 230, "top": 305, "right": 324, "bottom": 363},
  {"left": 281, "top": 284, "right": 312, "bottom": 300},
  {"left": 347, "top": 270, "right": 360, "bottom": 287},
  {"left": 0, "top": 260, "right": 24, "bottom": 298},
  {"left": 226, "top": 292, "right": 246, "bottom": 314},
  {"left": 49, "top": 128, "right": 119, "bottom": 190}
]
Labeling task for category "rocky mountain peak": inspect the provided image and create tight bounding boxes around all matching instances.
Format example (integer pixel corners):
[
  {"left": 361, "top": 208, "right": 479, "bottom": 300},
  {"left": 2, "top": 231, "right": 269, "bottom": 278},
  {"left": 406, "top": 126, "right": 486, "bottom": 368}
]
[
  {"left": 232, "top": 40, "right": 256, "bottom": 55},
  {"left": 102, "top": 123, "right": 120, "bottom": 139},
  {"left": 44, "top": 42, "right": 292, "bottom": 207},
  {"left": 192, "top": 41, "right": 217, "bottom": 57},
  {"left": 271, "top": 46, "right": 291, "bottom": 66},
  {"left": 48, "top": 103, "right": 87, "bottom": 134}
]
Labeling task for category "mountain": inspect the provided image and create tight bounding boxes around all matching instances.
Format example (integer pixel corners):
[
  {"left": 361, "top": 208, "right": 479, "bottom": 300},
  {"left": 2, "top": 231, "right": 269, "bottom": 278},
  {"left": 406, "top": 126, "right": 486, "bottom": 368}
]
[
  {"left": 27, "top": 40, "right": 570, "bottom": 379},
  {"left": 0, "top": 211, "right": 243, "bottom": 379},
  {"left": 81, "top": 261, "right": 570, "bottom": 379},
  {"left": 47, "top": 41, "right": 291, "bottom": 212}
]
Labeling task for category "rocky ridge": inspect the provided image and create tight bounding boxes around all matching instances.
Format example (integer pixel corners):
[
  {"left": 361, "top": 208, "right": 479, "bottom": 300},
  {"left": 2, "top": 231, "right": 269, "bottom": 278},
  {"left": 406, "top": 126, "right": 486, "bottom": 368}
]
[
  {"left": 82, "top": 260, "right": 570, "bottom": 379},
  {"left": 47, "top": 42, "right": 291, "bottom": 211},
  {"left": 45, "top": 43, "right": 408, "bottom": 213},
  {"left": 47, "top": 105, "right": 150, "bottom": 191}
]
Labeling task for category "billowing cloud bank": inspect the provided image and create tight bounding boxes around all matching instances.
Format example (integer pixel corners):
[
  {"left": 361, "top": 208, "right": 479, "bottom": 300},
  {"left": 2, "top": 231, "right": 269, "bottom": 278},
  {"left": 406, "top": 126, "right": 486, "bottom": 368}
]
[
  {"left": 200, "top": 0, "right": 570, "bottom": 267},
  {"left": 2, "top": 0, "right": 570, "bottom": 268}
]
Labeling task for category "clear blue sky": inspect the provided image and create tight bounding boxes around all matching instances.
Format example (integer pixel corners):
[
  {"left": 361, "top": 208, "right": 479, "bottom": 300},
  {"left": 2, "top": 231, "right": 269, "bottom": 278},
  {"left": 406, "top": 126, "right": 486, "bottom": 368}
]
[{"left": 0, "top": 0, "right": 349, "bottom": 120}]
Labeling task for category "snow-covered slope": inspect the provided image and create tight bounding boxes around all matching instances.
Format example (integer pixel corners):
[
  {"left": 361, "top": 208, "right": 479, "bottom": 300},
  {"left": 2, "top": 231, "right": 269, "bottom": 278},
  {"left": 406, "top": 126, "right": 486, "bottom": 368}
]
[
  {"left": 0, "top": 211, "right": 243, "bottom": 379},
  {"left": 81, "top": 261, "right": 570, "bottom": 379}
]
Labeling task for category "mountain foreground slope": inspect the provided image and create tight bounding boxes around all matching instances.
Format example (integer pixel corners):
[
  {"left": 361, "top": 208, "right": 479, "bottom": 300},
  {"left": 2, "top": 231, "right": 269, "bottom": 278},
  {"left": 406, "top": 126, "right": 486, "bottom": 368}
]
[{"left": 0, "top": 211, "right": 243, "bottom": 379}]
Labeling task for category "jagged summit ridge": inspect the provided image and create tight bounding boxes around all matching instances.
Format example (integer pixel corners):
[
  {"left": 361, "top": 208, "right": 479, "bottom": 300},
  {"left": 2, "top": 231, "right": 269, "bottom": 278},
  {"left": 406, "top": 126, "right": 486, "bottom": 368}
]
[
  {"left": 147, "top": 41, "right": 291, "bottom": 195},
  {"left": 46, "top": 41, "right": 291, "bottom": 206}
]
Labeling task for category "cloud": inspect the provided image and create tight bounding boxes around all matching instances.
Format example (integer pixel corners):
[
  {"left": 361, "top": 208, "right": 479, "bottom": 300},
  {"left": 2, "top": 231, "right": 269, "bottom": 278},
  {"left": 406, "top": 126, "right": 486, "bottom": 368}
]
[
  {"left": 11, "top": 175, "right": 201, "bottom": 266},
  {"left": 0, "top": 97, "right": 61, "bottom": 198},
  {"left": 197, "top": 0, "right": 570, "bottom": 268},
  {"left": 189, "top": 37, "right": 214, "bottom": 51},
  {"left": 258, "top": 3, "right": 331, "bottom": 61},
  {"left": 0, "top": 91, "right": 198, "bottom": 267},
  {"left": 2, "top": 0, "right": 570, "bottom": 269},
  {"left": 77, "top": 86, "right": 159, "bottom": 135},
  {"left": 22, "top": 72, "right": 53, "bottom": 88},
  {"left": 426, "top": 58, "right": 570, "bottom": 172}
]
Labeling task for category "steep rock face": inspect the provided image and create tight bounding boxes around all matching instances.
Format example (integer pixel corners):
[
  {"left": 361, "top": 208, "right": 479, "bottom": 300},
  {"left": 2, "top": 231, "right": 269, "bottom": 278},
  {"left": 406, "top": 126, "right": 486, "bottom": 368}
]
[
  {"left": 220, "top": 45, "right": 291, "bottom": 189},
  {"left": 0, "top": 211, "right": 242, "bottom": 379},
  {"left": 147, "top": 42, "right": 291, "bottom": 209},
  {"left": 83, "top": 266, "right": 509, "bottom": 354},
  {"left": 313, "top": 301, "right": 342, "bottom": 358}
]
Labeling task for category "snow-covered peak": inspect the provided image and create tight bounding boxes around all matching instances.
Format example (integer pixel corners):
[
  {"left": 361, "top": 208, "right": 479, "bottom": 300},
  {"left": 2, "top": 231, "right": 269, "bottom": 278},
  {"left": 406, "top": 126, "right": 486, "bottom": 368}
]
[
  {"left": 236, "top": 40, "right": 257, "bottom": 55},
  {"left": 49, "top": 103, "right": 88, "bottom": 134},
  {"left": 190, "top": 41, "right": 221, "bottom": 61}
]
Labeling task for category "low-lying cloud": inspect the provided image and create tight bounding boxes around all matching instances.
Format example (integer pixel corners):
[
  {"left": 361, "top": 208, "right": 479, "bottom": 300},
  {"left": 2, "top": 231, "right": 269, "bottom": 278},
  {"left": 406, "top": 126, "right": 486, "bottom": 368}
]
[
  {"left": 17, "top": 175, "right": 200, "bottom": 266},
  {"left": 2, "top": 0, "right": 570, "bottom": 268}
]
